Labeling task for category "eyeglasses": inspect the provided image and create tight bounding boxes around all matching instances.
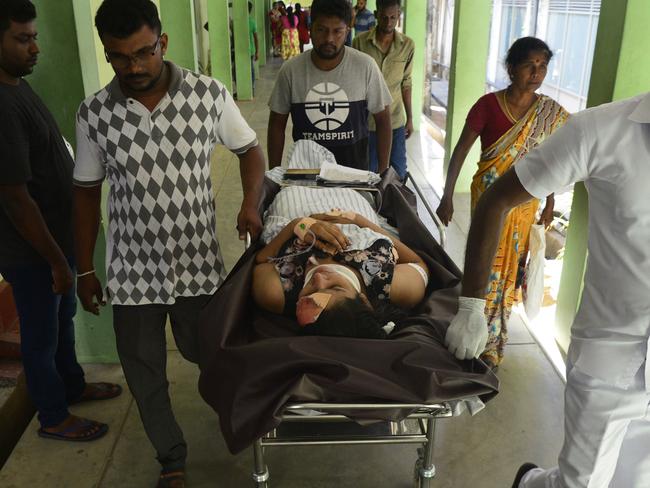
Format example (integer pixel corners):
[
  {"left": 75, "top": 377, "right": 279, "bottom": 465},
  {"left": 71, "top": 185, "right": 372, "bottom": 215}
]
[{"left": 104, "top": 37, "right": 161, "bottom": 69}]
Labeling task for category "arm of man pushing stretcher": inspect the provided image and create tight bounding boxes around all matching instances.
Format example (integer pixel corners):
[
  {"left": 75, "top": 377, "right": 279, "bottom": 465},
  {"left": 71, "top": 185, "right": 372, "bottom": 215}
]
[{"left": 445, "top": 168, "right": 535, "bottom": 360}]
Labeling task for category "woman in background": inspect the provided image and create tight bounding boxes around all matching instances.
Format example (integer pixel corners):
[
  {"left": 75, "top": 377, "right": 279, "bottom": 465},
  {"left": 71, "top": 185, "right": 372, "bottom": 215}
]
[
  {"left": 269, "top": 2, "right": 283, "bottom": 57},
  {"left": 295, "top": 3, "right": 310, "bottom": 52},
  {"left": 435, "top": 37, "right": 569, "bottom": 368},
  {"left": 280, "top": 5, "right": 300, "bottom": 60}
]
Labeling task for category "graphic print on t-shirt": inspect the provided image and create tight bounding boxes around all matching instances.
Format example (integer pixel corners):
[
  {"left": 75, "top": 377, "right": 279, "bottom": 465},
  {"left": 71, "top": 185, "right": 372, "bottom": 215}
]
[
  {"left": 291, "top": 81, "right": 368, "bottom": 148},
  {"left": 305, "top": 82, "right": 350, "bottom": 130}
]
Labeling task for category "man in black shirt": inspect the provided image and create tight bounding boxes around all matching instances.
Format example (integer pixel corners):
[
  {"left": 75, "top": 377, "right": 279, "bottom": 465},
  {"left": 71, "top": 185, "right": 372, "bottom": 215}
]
[{"left": 0, "top": 0, "right": 120, "bottom": 442}]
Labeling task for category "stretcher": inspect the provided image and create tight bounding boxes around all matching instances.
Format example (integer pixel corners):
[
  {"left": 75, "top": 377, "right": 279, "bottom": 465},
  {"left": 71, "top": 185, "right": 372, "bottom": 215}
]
[{"left": 198, "top": 168, "right": 499, "bottom": 487}]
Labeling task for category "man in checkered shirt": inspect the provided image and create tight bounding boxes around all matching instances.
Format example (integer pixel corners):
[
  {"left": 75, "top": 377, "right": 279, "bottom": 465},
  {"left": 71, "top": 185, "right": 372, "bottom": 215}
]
[{"left": 73, "top": 1, "right": 265, "bottom": 485}]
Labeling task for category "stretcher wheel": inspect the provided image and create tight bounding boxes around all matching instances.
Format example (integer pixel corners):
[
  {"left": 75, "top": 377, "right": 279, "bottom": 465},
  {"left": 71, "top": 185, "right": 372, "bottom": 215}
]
[{"left": 413, "top": 447, "right": 434, "bottom": 488}]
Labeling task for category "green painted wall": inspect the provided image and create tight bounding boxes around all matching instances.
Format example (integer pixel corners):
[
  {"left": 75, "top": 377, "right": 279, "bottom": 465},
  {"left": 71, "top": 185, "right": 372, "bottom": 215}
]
[
  {"left": 233, "top": 0, "right": 253, "bottom": 100},
  {"left": 72, "top": 0, "right": 118, "bottom": 96},
  {"left": 29, "top": 0, "right": 84, "bottom": 144},
  {"left": 26, "top": 1, "right": 118, "bottom": 363},
  {"left": 208, "top": 0, "right": 233, "bottom": 92},
  {"left": 160, "top": 0, "right": 198, "bottom": 71},
  {"left": 554, "top": 0, "right": 650, "bottom": 352},
  {"left": 255, "top": 0, "right": 266, "bottom": 67},
  {"left": 443, "top": 0, "right": 492, "bottom": 194},
  {"left": 403, "top": 0, "right": 425, "bottom": 132}
]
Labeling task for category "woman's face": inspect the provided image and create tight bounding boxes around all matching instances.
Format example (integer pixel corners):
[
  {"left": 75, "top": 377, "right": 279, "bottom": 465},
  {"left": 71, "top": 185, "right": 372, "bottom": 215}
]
[
  {"left": 509, "top": 49, "right": 549, "bottom": 91},
  {"left": 298, "top": 266, "right": 358, "bottom": 306}
]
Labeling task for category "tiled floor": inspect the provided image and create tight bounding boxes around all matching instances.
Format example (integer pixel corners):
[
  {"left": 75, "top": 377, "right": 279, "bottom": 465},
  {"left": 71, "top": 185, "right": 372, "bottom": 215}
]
[{"left": 0, "top": 59, "right": 566, "bottom": 488}]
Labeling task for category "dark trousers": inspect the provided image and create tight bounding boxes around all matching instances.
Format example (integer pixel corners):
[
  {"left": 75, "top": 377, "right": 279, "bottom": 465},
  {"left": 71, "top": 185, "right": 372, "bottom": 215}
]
[
  {"left": 0, "top": 258, "right": 85, "bottom": 428},
  {"left": 369, "top": 126, "right": 408, "bottom": 179},
  {"left": 112, "top": 295, "right": 210, "bottom": 472}
]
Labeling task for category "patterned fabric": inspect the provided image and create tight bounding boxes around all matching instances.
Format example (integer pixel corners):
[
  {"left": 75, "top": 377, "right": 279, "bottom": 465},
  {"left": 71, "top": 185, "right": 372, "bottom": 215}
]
[
  {"left": 74, "top": 62, "right": 257, "bottom": 305},
  {"left": 275, "top": 237, "right": 396, "bottom": 314},
  {"left": 470, "top": 95, "right": 569, "bottom": 367},
  {"left": 260, "top": 185, "right": 383, "bottom": 245},
  {"left": 281, "top": 26, "right": 300, "bottom": 60}
]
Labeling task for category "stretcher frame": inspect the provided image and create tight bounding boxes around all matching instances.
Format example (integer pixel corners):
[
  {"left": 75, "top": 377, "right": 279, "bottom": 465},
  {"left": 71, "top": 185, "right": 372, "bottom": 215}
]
[{"left": 248, "top": 173, "right": 453, "bottom": 487}]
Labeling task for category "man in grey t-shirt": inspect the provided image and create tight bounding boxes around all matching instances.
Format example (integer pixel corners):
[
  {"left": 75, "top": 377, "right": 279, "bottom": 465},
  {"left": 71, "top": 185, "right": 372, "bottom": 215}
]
[{"left": 268, "top": 0, "right": 392, "bottom": 171}]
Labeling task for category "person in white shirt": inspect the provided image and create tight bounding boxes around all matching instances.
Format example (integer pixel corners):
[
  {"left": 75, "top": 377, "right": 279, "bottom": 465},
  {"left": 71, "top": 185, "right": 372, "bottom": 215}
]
[
  {"left": 73, "top": 1, "right": 265, "bottom": 486},
  {"left": 445, "top": 92, "right": 650, "bottom": 488}
]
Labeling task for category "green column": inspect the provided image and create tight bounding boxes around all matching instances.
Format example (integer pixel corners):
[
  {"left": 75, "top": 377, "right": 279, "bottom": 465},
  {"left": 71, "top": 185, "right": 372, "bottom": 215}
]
[
  {"left": 233, "top": 0, "right": 253, "bottom": 100},
  {"left": 208, "top": 0, "right": 233, "bottom": 92},
  {"left": 72, "top": 0, "right": 115, "bottom": 96},
  {"left": 160, "top": 0, "right": 198, "bottom": 71},
  {"left": 442, "top": 0, "right": 492, "bottom": 193},
  {"left": 30, "top": 0, "right": 85, "bottom": 143},
  {"left": 255, "top": 0, "right": 266, "bottom": 66},
  {"left": 554, "top": 0, "right": 650, "bottom": 352},
  {"left": 30, "top": 1, "right": 118, "bottom": 363},
  {"left": 403, "top": 0, "right": 426, "bottom": 132}
]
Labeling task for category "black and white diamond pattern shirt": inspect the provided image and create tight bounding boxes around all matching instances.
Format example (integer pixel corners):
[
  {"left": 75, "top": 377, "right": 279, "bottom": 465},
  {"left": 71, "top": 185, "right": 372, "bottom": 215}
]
[{"left": 73, "top": 62, "right": 258, "bottom": 306}]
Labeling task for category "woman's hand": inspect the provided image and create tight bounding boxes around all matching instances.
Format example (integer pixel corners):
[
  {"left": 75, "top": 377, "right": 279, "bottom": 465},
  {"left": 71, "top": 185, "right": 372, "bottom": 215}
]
[
  {"left": 300, "top": 219, "right": 351, "bottom": 254},
  {"left": 309, "top": 209, "right": 376, "bottom": 229},
  {"left": 436, "top": 196, "right": 454, "bottom": 226}
]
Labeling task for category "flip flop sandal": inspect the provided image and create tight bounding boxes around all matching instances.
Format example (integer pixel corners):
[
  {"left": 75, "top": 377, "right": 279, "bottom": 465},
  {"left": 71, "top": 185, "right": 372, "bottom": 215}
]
[
  {"left": 157, "top": 471, "right": 185, "bottom": 488},
  {"left": 38, "top": 418, "right": 108, "bottom": 442},
  {"left": 69, "top": 382, "right": 123, "bottom": 405}
]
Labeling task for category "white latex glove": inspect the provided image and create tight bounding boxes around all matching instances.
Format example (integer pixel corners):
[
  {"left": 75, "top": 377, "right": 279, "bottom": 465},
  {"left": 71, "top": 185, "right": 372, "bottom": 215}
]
[{"left": 444, "top": 296, "right": 488, "bottom": 360}]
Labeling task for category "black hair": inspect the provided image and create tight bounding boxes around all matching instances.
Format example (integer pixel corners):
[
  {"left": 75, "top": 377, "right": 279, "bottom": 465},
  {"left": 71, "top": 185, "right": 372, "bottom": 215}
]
[
  {"left": 0, "top": 0, "right": 36, "bottom": 36},
  {"left": 301, "top": 294, "right": 407, "bottom": 340},
  {"left": 295, "top": 3, "right": 302, "bottom": 14},
  {"left": 505, "top": 36, "right": 553, "bottom": 70},
  {"left": 377, "top": 0, "right": 401, "bottom": 10},
  {"left": 95, "top": 0, "right": 161, "bottom": 40},
  {"left": 310, "top": 0, "right": 351, "bottom": 26},
  {"left": 248, "top": 1, "right": 253, "bottom": 13},
  {"left": 286, "top": 6, "right": 296, "bottom": 26}
]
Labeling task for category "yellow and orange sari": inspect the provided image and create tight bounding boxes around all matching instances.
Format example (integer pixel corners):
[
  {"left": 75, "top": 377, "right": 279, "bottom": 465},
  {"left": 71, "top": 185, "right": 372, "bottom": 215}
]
[{"left": 471, "top": 94, "right": 568, "bottom": 367}]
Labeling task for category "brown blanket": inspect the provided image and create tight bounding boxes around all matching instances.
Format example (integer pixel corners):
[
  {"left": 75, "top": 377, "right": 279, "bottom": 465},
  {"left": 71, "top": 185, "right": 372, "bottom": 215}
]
[{"left": 198, "top": 170, "right": 499, "bottom": 454}]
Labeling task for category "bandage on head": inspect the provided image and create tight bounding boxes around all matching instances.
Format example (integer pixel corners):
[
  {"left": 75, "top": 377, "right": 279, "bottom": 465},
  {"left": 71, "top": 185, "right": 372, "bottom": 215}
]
[
  {"left": 293, "top": 217, "right": 317, "bottom": 241},
  {"left": 296, "top": 292, "right": 332, "bottom": 326}
]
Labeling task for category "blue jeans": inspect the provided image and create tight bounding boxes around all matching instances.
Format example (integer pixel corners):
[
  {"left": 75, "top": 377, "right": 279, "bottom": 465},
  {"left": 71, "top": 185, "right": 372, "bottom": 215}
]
[
  {"left": 0, "top": 258, "right": 85, "bottom": 427},
  {"left": 368, "top": 126, "right": 408, "bottom": 179}
]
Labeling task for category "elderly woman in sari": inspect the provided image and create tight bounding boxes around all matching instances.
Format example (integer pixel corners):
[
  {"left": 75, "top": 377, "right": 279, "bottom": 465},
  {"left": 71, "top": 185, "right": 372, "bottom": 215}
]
[
  {"left": 252, "top": 186, "right": 429, "bottom": 338},
  {"left": 435, "top": 36, "right": 569, "bottom": 368}
]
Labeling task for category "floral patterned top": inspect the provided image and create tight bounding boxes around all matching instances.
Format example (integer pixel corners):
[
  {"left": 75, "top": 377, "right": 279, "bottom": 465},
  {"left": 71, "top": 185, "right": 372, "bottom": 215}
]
[{"left": 274, "top": 236, "right": 396, "bottom": 314}]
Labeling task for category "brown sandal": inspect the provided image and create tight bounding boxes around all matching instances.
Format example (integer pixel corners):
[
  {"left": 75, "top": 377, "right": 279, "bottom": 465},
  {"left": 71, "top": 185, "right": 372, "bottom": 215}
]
[
  {"left": 38, "top": 417, "right": 108, "bottom": 442},
  {"left": 69, "top": 382, "right": 122, "bottom": 405},
  {"left": 156, "top": 471, "right": 185, "bottom": 488}
]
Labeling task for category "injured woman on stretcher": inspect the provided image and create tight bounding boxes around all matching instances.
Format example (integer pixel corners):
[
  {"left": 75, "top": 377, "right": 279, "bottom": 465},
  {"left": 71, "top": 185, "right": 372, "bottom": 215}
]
[
  {"left": 197, "top": 167, "right": 499, "bottom": 455},
  {"left": 252, "top": 184, "right": 429, "bottom": 339}
]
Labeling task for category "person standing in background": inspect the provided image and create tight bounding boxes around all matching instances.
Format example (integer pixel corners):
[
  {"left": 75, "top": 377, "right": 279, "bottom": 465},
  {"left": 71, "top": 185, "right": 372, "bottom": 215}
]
[
  {"left": 295, "top": 3, "right": 310, "bottom": 53},
  {"left": 353, "top": 0, "right": 413, "bottom": 179},
  {"left": 280, "top": 5, "right": 300, "bottom": 60},
  {"left": 0, "top": 0, "right": 121, "bottom": 444},
  {"left": 436, "top": 37, "right": 568, "bottom": 369},
  {"left": 268, "top": 0, "right": 392, "bottom": 172},
  {"left": 352, "top": 0, "right": 375, "bottom": 36}
]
